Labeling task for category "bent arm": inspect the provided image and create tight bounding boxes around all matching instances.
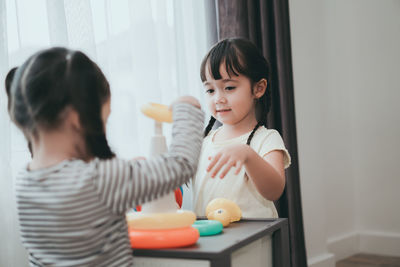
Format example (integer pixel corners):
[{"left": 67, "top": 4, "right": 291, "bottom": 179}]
[{"left": 244, "top": 149, "right": 285, "bottom": 201}]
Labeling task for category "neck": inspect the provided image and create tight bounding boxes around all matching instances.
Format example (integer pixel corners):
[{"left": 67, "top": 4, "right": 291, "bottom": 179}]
[
  {"left": 29, "top": 128, "right": 87, "bottom": 171},
  {"left": 219, "top": 111, "right": 258, "bottom": 140}
]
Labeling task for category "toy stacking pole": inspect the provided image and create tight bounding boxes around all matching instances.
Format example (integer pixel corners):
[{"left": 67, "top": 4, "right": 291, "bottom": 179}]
[
  {"left": 150, "top": 120, "right": 167, "bottom": 156},
  {"left": 140, "top": 103, "right": 179, "bottom": 213}
]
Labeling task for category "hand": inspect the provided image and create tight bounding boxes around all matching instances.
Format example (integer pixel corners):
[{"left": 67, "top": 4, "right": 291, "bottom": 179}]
[
  {"left": 207, "top": 144, "right": 250, "bottom": 179},
  {"left": 171, "top": 96, "right": 201, "bottom": 109}
]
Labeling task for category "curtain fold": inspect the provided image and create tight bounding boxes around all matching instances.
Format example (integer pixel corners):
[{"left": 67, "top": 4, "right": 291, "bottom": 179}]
[
  {"left": 46, "top": 0, "right": 69, "bottom": 46},
  {"left": 216, "top": 0, "right": 307, "bottom": 266}
]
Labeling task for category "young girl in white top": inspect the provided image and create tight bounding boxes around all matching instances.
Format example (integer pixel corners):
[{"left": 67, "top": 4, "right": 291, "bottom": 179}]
[
  {"left": 192, "top": 38, "right": 291, "bottom": 218},
  {"left": 5, "top": 47, "right": 204, "bottom": 266}
]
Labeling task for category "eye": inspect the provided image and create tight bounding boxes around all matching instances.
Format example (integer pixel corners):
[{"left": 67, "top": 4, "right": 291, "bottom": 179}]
[
  {"left": 225, "top": 86, "right": 236, "bottom": 91},
  {"left": 206, "top": 88, "right": 214, "bottom": 94}
]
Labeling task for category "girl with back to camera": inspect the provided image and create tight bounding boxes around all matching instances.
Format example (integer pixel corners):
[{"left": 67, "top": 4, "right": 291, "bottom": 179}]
[
  {"left": 192, "top": 38, "right": 291, "bottom": 218},
  {"left": 5, "top": 47, "right": 204, "bottom": 266}
]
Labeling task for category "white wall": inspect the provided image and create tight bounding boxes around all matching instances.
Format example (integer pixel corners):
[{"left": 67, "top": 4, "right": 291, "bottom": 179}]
[{"left": 289, "top": 0, "right": 400, "bottom": 266}]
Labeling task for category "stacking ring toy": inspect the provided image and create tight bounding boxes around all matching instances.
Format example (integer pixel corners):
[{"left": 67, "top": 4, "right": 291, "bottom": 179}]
[
  {"left": 126, "top": 210, "right": 196, "bottom": 230},
  {"left": 192, "top": 220, "right": 223, "bottom": 236},
  {"left": 129, "top": 226, "right": 199, "bottom": 249},
  {"left": 141, "top": 103, "right": 173, "bottom": 123},
  {"left": 133, "top": 187, "right": 183, "bottom": 211}
]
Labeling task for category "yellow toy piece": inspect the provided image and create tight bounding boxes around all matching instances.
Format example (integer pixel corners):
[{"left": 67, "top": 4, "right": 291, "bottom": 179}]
[
  {"left": 141, "top": 103, "right": 173, "bottom": 123},
  {"left": 206, "top": 198, "right": 242, "bottom": 227},
  {"left": 126, "top": 210, "right": 196, "bottom": 230},
  {"left": 207, "top": 209, "right": 231, "bottom": 227}
]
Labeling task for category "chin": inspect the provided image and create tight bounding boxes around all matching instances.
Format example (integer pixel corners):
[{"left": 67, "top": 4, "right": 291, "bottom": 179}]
[{"left": 216, "top": 118, "right": 234, "bottom": 125}]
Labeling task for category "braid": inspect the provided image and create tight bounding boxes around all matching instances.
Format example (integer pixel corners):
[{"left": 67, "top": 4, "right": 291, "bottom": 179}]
[
  {"left": 204, "top": 116, "right": 216, "bottom": 137},
  {"left": 246, "top": 121, "right": 262, "bottom": 145}
]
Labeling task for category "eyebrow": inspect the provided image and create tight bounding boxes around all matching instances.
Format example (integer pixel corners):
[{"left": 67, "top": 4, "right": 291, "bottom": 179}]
[{"left": 203, "top": 79, "right": 238, "bottom": 86}]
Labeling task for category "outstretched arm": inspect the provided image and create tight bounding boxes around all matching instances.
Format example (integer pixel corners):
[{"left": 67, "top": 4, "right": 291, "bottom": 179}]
[
  {"left": 96, "top": 100, "right": 205, "bottom": 215},
  {"left": 207, "top": 144, "right": 285, "bottom": 201}
]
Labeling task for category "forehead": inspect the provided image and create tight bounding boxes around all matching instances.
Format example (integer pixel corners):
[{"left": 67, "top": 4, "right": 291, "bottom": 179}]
[{"left": 204, "top": 61, "right": 237, "bottom": 82}]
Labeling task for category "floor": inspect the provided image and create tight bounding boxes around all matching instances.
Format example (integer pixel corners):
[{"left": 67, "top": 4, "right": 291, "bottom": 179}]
[{"left": 336, "top": 254, "right": 400, "bottom": 267}]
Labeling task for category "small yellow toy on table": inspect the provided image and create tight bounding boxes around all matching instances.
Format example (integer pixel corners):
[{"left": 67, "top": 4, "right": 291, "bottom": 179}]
[
  {"left": 206, "top": 198, "right": 242, "bottom": 227},
  {"left": 192, "top": 198, "right": 242, "bottom": 236}
]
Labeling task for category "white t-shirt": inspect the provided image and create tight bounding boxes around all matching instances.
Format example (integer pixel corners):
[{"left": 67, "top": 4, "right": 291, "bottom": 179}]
[{"left": 192, "top": 126, "right": 291, "bottom": 219}]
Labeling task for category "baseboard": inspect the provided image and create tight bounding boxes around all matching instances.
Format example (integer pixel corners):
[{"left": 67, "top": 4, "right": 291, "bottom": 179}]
[
  {"left": 307, "top": 252, "right": 335, "bottom": 267},
  {"left": 327, "top": 231, "right": 359, "bottom": 261},
  {"left": 359, "top": 231, "right": 400, "bottom": 257},
  {"left": 324, "top": 230, "right": 400, "bottom": 263}
]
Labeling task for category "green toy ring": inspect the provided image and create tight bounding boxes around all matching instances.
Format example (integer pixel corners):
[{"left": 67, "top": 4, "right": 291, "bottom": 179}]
[{"left": 192, "top": 220, "right": 223, "bottom": 236}]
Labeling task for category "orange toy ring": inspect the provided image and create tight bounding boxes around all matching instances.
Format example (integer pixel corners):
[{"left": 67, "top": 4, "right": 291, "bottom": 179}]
[{"left": 129, "top": 226, "right": 199, "bottom": 249}]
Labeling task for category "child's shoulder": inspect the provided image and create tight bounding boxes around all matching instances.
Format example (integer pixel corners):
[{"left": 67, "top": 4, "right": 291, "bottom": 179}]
[
  {"left": 256, "top": 126, "right": 282, "bottom": 138},
  {"left": 251, "top": 126, "right": 285, "bottom": 147}
]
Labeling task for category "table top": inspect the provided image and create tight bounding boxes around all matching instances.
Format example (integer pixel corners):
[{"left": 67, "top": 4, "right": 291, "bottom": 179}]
[{"left": 133, "top": 218, "right": 287, "bottom": 260}]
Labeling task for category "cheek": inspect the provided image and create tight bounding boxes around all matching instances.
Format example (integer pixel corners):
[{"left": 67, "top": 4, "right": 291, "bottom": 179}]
[{"left": 206, "top": 97, "right": 216, "bottom": 112}]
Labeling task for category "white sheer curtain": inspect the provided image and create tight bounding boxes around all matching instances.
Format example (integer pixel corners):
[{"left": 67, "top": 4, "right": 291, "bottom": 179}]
[{"left": 0, "top": 0, "right": 208, "bottom": 266}]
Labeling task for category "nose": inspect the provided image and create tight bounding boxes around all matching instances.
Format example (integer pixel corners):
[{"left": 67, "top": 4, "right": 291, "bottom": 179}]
[{"left": 215, "top": 90, "right": 227, "bottom": 104}]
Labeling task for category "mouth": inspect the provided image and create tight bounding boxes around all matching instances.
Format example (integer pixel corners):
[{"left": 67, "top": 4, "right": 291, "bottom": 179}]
[{"left": 216, "top": 108, "right": 232, "bottom": 113}]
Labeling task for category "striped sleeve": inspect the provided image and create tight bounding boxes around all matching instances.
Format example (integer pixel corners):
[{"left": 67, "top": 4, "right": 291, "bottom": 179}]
[{"left": 94, "top": 103, "right": 204, "bottom": 214}]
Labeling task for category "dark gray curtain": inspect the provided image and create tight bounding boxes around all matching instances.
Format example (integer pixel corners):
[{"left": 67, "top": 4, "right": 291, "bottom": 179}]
[{"left": 214, "top": 0, "right": 307, "bottom": 266}]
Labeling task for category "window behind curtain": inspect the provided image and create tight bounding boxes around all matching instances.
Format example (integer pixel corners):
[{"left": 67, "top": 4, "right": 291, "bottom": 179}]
[{"left": 0, "top": 1, "right": 208, "bottom": 266}]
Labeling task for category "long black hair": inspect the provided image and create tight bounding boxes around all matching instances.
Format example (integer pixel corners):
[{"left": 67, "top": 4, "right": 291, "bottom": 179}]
[
  {"left": 6, "top": 47, "right": 114, "bottom": 159},
  {"left": 200, "top": 37, "right": 272, "bottom": 145}
]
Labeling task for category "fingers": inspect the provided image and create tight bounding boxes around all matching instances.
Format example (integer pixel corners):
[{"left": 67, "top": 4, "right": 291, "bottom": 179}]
[
  {"left": 234, "top": 161, "right": 243, "bottom": 175},
  {"left": 207, "top": 153, "right": 221, "bottom": 173},
  {"left": 219, "top": 160, "right": 237, "bottom": 178},
  {"left": 207, "top": 146, "right": 246, "bottom": 178},
  {"left": 209, "top": 156, "right": 230, "bottom": 178}
]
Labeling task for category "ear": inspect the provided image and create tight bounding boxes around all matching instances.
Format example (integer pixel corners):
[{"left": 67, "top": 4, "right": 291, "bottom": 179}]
[
  {"left": 65, "top": 108, "right": 82, "bottom": 132},
  {"left": 253, "top": 78, "right": 267, "bottom": 99}
]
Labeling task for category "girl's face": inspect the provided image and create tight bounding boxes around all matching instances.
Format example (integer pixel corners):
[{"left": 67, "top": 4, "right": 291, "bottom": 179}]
[{"left": 204, "top": 63, "right": 260, "bottom": 128}]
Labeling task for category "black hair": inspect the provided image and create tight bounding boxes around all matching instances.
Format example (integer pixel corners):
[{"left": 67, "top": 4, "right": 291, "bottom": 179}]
[
  {"left": 200, "top": 37, "right": 272, "bottom": 145},
  {"left": 7, "top": 47, "right": 114, "bottom": 159},
  {"left": 5, "top": 67, "right": 17, "bottom": 110},
  {"left": 4, "top": 66, "right": 33, "bottom": 156}
]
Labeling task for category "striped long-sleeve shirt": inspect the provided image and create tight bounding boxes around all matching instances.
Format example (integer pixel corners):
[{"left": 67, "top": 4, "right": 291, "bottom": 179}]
[{"left": 15, "top": 103, "right": 204, "bottom": 267}]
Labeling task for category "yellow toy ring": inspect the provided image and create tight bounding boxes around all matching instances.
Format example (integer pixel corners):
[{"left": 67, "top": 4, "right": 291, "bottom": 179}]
[
  {"left": 126, "top": 210, "right": 196, "bottom": 230},
  {"left": 141, "top": 103, "right": 173, "bottom": 123}
]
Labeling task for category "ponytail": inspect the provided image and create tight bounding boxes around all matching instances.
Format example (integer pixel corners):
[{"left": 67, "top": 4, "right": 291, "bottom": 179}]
[
  {"left": 85, "top": 132, "right": 115, "bottom": 159},
  {"left": 5, "top": 67, "right": 18, "bottom": 110},
  {"left": 204, "top": 116, "right": 216, "bottom": 137},
  {"left": 5, "top": 66, "right": 33, "bottom": 157},
  {"left": 68, "top": 51, "right": 115, "bottom": 159},
  {"left": 246, "top": 121, "right": 262, "bottom": 145}
]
